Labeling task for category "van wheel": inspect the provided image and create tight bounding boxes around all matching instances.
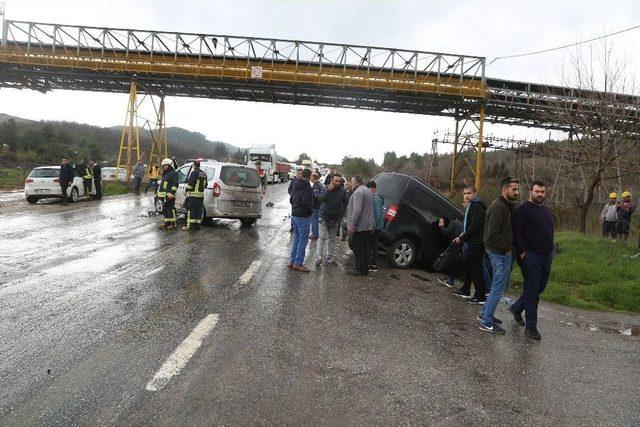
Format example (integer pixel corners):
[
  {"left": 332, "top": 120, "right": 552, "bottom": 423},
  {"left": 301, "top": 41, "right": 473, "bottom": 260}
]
[
  {"left": 240, "top": 218, "right": 256, "bottom": 227},
  {"left": 69, "top": 187, "right": 79, "bottom": 203},
  {"left": 26, "top": 196, "right": 38, "bottom": 204},
  {"left": 388, "top": 238, "right": 416, "bottom": 269}
]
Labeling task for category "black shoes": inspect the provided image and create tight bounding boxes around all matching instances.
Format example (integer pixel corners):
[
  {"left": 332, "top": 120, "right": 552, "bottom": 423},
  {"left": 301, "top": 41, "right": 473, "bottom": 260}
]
[
  {"left": 468, "top": 297, "right": 486, "bottom": 305},
  {"left": 438, "top": 277, "right": 454, "bottom": 288},
  {"left": 525, "top": 328, "right": 541, "bottom": 340},
  {"left": 369, "top": 265, "right": 378, "bottom": 272},
  {"left": 479, "top": 323, "right": 506, "bottom": 335},
  {"left": 477, "top": 315, "right": 502, "bottom": 325},
  {"left": 509, "top": 305, "right": 525, "bottom": 326},
  {"left": 453, "top": 289, "right": 471, "bottom": 299}
]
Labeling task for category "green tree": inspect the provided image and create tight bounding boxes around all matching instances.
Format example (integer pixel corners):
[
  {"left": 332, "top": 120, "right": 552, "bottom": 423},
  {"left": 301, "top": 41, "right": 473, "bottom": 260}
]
[
  {"left": 383, "top": 151, "right": 397, "bottom": 170},
  {"left": 0, "top": 119, "right": 18, "bottom": 151},
  {"left": 342, "top": 156, "right": 377, "bottom": 181},
  {"left": 296, "top": 152, "right": 311, "bottom": 164}
]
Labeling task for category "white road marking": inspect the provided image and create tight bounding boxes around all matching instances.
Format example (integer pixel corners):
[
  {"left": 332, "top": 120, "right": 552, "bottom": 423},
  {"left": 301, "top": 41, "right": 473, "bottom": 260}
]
[
  {"left": 238, "top": 260, "right": 262, "bottom": 284},
  {"left": 146, "top": 313, "right": 219, "bottom": 392},
  {"left": 143, "top": 266, "right": 164, "bottom": 278}
]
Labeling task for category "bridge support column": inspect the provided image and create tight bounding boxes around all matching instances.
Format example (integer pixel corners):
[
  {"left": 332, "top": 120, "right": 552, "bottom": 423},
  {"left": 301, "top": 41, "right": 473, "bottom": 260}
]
[
  {"left": 116, "top": 81, "right": 141, "bottom": 183},
  {"left": 446, "top": 104, "right": 486, "bottom": 197},
  {"left": 474, "top": 104, "right": 486, "bottom": 191},
  {"left": 148, "top": 96, "right": 167, "bottom": 169}
]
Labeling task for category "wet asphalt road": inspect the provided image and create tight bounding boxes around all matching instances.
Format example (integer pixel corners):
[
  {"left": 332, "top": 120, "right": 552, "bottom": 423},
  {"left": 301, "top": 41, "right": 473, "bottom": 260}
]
[{"left": 1, "top": 184, "right": 639, "bottom": 425}]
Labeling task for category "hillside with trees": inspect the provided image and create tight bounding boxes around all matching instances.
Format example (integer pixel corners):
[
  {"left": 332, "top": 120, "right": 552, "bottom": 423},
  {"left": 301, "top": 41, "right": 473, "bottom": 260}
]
[{"left": 0, "top": 114, "right": 246, "bottom": 167}]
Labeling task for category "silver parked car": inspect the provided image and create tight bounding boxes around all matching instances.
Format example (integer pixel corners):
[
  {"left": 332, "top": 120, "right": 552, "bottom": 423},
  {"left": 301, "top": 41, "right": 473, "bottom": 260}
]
[{"left": 173, "top": 161, "right": 263, "bottom": 226}]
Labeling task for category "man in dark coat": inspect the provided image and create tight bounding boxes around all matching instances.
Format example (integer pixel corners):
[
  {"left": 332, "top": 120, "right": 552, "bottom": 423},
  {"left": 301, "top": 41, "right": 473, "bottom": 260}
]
[
  {"left": 91, "top": 159, "right": 102, "bottom": 200},
  {"left": 59, "top": 158, "right": 75, "bottom": 205}
]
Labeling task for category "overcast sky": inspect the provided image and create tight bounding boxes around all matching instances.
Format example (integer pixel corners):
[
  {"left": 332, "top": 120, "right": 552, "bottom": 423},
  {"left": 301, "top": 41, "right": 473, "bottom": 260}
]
[{"left": 2, "top": 0, "right": 640, "bottom": 164}]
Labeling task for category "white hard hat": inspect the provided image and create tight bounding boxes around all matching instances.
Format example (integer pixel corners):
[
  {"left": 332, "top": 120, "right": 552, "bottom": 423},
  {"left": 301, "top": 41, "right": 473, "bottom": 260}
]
[{"left": 161, "top": 158, "right": 173, "bottom": 166}]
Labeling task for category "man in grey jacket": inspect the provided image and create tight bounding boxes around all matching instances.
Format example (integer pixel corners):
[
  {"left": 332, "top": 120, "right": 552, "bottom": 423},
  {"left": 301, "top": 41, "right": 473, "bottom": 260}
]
[
  {"left": 346, "top": 176, "right": 375, "bottom": 276},
  {"left": 132, "top": 160, "right": 145, "bottom": 195}
]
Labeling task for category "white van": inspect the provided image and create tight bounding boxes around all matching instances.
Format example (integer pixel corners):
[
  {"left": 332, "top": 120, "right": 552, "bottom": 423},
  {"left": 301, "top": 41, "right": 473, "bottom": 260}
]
[{"left": 173, "top": 161, "right": 263, "bottom": 226}]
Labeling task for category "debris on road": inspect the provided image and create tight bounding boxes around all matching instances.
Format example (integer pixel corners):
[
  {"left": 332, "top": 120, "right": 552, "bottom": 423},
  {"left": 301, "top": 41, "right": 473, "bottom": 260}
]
[
  {"left": 411, "top": 273, "right": 431, "bottom": 282},
  {"left": 390, "top": 273, "right": 400, "bottom": 280}
]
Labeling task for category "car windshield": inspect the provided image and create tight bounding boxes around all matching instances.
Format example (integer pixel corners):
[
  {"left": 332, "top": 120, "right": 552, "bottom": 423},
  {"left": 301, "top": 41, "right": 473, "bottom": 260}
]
[
  {"left": 29, "top": 168, "right": 59, "bottom": 178},
  {"left": 249, "top": 154, "right": 271, "bottom": 163},
  {"left": 220, "top": 166, "right": 261, "bottom": 188}
]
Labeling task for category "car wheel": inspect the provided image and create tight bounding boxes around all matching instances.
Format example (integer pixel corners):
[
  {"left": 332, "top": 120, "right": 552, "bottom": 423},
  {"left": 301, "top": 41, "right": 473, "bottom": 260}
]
[
  {"left": 154, "top": 196, "right": 163, "bottom": 213},
  {"left": 240, "top": 218, "right": 256, "bottom": 227},
  {"left": 26, "top": 196, "right": 38, "bottom": 204},
  {"left": 387, "top": 238, "right": 417, "bottom": 269},
  {"left": 69, "top": 187, "right": 79, "bottom": 203}
]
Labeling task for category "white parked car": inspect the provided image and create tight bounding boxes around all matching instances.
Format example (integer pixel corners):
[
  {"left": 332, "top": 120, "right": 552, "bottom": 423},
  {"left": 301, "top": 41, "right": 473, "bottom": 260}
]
[
  {"left": 172, "top": 161, "right": 263, "bottom": 226},
  {"left": 24, "top": 166, "right": 93, "bottom": 204},
  {"left": 101, "top": 167, "right": 127, "bottom": 181}
]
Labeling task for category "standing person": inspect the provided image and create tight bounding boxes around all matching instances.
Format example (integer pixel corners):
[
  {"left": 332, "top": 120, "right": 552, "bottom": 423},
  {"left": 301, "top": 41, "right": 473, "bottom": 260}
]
[
  {"left": 91, "top": 159, "right": 102, "bottom": 200},
  {"left": 157, "top": 158, "right": 179, "bottom": 230},
  {"left": 182, "top": 160, "right": 208, "bottom": 231},
  {"left": 437, "top": 217, "right": 463, "bottom": 287},
  {"left": 255, "top": 160, "right": 267, "bottom": 195},
  {"left": 324, "top": 168, "right": 337, "bottom": 186},
  {"left": 510, "top": 181, "right": 554, "bottom": 340},
  {"left": 132, "top": 160, "right": 145, "bottom": 195},
  {"left": 288, "top": 168, "right": 302, "bottom": 233},
  {"left": 367, "top": 181, "right": 384, "bottom": 271},
  {"left": 339, "top": 180, "right": 353, "bottom": 241},
  {"left": 315, "top": 174, "right": 347, "bottom": 265},
  {"left": 479, "top": 177, "right": 520, "bottom": 335},
  {"left": 59, "top": 158, "right": 75, "bottom": 205},
  {"left": 145, "top": 162, "right": 159, "bottom": 194},
  {"left": 289, "top": 169, "right": 314, "bottom": 272},
  {"left": 616, "top": 191, "right": 635, "bottom": 241},
  {"left": 309, "top": 171, "right": 324, "bottom": 240},
  {"left": 600, "top": 193, "right": 618, "bottom": 238},
  {"left": 452, "top": 185, "right": 487, "bottom": 303},
  {"left": 81, "top": 161, "right": 93, "bottom": 197},
  {"left": 346, "top": 176, "right": 375, "bottom": 276}
]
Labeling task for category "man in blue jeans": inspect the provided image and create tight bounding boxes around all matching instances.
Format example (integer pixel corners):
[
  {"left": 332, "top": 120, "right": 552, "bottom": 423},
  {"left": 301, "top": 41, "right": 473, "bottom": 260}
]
[
  {"left": 480, "top": 177, "right": 520, "bottom": 334},
  {"left": 510, "top": 180, "right": 554, "bottom": 340},
  {"left": 289, "top": 169, "right": 314, "bottom": 272}
]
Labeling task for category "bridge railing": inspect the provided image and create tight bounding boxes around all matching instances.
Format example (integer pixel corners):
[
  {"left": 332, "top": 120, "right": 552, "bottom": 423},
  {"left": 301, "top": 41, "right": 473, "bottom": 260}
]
[{"left": 0, "top": 20, "right": 487, "bottom": 98}]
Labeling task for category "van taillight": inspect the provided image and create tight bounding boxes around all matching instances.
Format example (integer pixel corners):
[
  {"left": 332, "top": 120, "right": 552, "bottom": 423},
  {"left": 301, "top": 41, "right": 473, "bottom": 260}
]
[
  {"left": 385, "top": 204, "right": 399, "bottom": 222},
  {"left": 25, "top": 178, "right": 34, "bottom": 183},
  {"left": 212, "top": 182, "right": 222, "bottom": 197}
]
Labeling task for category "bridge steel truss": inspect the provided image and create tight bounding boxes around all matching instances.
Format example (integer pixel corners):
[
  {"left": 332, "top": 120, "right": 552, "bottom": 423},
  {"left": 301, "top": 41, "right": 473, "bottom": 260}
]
[{"left": 2, "top": 20, "right": 640, "bottom": 189}]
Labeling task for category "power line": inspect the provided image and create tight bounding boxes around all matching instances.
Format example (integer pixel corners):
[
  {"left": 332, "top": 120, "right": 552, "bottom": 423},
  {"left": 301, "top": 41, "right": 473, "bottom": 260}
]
[{"left": 488, "top": 24, "right": 640, "bottom": 65}]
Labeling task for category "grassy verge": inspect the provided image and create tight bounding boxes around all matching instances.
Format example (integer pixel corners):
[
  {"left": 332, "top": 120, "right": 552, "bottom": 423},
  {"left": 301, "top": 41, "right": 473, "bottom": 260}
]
[
  {"left": 509, "top": 231, "right": 640, "bottom": 313},
  {"left": 0, "top": 167, "right": 26, "bottom": 189},
  {"left": 102, "top": 181, "right": 131, "bottom": 196}
]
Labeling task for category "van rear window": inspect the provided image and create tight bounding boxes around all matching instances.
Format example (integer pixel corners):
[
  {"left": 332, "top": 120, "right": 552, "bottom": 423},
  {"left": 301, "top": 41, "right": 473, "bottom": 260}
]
[
  {"left": 374, "top": 174, "right": 407, "bottom": 207},
  {"left": 220, "top": 166, "right": 261, "bottom": 188},
  {"left": 29, "top": 168, "right": 59, "bottom": 178}
]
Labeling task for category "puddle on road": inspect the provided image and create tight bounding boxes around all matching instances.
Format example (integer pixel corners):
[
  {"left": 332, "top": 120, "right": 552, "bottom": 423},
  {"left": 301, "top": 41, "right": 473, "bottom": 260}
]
[{"left": 559, "top": 319, "right": 640, "bottom": 337}]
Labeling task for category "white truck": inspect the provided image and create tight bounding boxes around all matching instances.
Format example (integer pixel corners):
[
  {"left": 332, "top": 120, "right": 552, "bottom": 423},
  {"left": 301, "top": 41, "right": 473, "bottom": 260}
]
[{"left": 246, "top": 144, "right": 290, "bottom": 183}]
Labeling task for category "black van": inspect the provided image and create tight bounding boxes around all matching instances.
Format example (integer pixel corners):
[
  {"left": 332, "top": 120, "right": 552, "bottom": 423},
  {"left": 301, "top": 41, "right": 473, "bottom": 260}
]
[{"left": 373, "top": 172, "right": 463, "bottom": 269}]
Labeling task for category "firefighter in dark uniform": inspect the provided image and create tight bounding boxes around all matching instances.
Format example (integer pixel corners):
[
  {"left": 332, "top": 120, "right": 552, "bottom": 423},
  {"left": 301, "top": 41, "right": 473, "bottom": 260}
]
[
  {"left": 81, "top": 161, "right": 93, "bottom": 197},
  {"left": 182, "top": 160, "right": 208, "bottom": 231},
  {"left": 158, "top": 158, "right": 179, "bottom": 230}
]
